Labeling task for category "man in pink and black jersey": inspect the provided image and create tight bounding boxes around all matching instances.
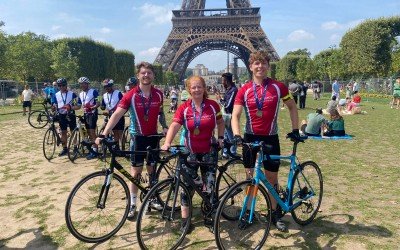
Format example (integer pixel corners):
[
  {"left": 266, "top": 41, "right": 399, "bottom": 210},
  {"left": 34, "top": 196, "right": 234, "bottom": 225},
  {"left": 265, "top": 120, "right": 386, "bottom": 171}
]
[
  {"left": 96, "top": 62, "right": 168, "bottom": 219},
  {"left": 231, "top": 50, "right": 300, "bottom": 232}
]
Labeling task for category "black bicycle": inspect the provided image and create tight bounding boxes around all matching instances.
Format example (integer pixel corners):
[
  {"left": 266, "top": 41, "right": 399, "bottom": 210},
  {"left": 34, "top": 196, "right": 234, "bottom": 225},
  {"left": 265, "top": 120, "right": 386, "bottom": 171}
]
[
  {"left": 42, "top": 112, "right": 63, "bottom": 160},
  {"left": 136, "top": 142, "right": 247, "bottom": 250},
  {"left": 64, "top": 135, "right": 176, "bottom": 243},
  {"left": 28, "top": 102, "right": 53, "bottom": 129}
]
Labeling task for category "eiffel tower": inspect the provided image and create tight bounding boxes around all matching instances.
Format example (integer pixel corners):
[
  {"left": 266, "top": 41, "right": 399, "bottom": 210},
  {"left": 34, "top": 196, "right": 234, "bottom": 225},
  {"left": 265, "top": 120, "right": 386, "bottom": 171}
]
[{"left": 154, "top": 0, "right": 280, "bottom": 80}]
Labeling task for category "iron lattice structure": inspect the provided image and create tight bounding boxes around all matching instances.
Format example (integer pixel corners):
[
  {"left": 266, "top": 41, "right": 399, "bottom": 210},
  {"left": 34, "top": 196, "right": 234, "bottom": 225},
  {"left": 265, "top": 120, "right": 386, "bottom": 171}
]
[{"left": 154, "top": 0, "right": 279, "bottom": 80}]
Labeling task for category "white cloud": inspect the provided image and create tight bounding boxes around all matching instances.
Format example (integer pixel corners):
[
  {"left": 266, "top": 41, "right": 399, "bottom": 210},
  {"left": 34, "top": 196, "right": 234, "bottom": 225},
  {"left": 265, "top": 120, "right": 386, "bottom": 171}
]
[
  {"left": 288, "top": 30, "right": 315, "bottom": 42},
  {"left": 139, "top": 47, "right": 161, "bottom": 57},
  {"left": 321, "top": 19, "right": 364, "bottom": 30},
  {"left": 51, "top": 25, "right": 61, "bottom": 31},
  {"left": 100, "top": 27, "right": 111, "bottom": 34},
  {"left": 134, "top": 3, "right": 179, "bottom": 26},
  {"left": 330, "top": 34, "right": 341, "bottom": 42},
  {"left": 51, "top": 33, "right": 68, "bottom": 40}
]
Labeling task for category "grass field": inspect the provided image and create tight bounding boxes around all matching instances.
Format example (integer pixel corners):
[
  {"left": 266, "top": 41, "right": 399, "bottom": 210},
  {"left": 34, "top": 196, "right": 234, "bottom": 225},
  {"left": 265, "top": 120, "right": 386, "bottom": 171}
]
[{"left": 0, "top": 93, "right": 399, "bottom": 249}]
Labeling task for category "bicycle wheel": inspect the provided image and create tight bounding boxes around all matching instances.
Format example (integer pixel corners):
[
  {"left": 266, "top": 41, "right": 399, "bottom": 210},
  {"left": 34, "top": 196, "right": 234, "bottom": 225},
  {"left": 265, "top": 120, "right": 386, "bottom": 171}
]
[
  {"left": 121, "top": 126, "right": 130, "bottom": 151},
  {"left": 136, "top": 178, "right": 192, "bottom": 250},
  {"left": 43, "top": 128, "right": 56, "bottom": 160},
  {"left": 214, "top": 180, "right": 272, "bottom": 250},
  {"left": 216, "top": 158, "right": 246, "bottom": 199},
  {"left": 67, "top": 128, "right": 83, "bottom": 162},
  {"left": 65, "top": 171, "right": 130, "bottom": 243},
  {"left": 290, "top": 161, "right": 323, "bottom": 225},
  {"left": 155, "top": 154, "right": 178, "bottom": 181},
  {"left": 28, "top": 110, "right": 49, "bottom": 129}
]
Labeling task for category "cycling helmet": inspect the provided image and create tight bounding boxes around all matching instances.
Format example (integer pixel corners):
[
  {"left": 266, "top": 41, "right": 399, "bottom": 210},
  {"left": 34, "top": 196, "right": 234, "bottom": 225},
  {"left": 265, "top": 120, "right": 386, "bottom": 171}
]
[
  {"left": 127, "top": 77, "right": 138, "bottom": 85},
  {"left": 78, "top": 76, "right": 90, "bottom": 84},
  {"left": 102, "top": 78, "right": 114, "bottom": 87},
  {"left": 56, "top": 78, "right": 67, "bottom": 86}
]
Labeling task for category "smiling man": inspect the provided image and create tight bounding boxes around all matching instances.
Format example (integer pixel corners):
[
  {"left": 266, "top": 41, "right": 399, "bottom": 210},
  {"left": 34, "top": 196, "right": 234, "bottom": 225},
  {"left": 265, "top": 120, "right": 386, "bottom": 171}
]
[{"left": 231, "top": 50, "right": 300, "bottom": 232}]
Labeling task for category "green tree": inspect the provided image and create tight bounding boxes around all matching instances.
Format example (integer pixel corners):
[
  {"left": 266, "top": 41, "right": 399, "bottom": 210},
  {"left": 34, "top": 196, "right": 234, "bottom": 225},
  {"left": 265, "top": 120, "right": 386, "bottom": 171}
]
[
  {"left": 51, "top": 41, "right": 79, "bottom": 81},
  {"left": 313, "top": 48, "right": 347, "bottom": 82},
  {"left": 5, "top": 32, "right": 52, "bottom": 82},
  {"left": 296, "top": 57, "right": 317, "bottom": 82},
  {"left": 0, "top": 21, "right": 7, "bottom": 76},
  {"left": 340, "top": 16, "right": 400, "bottom": 77},
  {"left": 164, "top": 70, "right": 179, "bottom": 86},
  {"left": 153, "top": 64, "right": 163, "bottom": 86},
  {"left": 115, "top": 50, "right": 135, "bottom": 83}
]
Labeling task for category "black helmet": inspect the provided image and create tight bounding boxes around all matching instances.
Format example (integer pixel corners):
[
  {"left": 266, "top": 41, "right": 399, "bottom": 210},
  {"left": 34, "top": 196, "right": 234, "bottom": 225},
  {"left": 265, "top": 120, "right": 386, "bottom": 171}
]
[
  {"left": 127, "top": 77, "right": 138, "bottom": 85},
  {"left": 56, "top": 78, "right": 67, "bottom": 86}
]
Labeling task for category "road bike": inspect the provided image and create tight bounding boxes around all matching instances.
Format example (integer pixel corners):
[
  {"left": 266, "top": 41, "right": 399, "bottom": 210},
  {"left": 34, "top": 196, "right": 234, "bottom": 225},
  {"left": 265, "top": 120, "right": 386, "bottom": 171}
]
[
  {"left": 65, "top": 135, "right": 175, "bottom": 243},
  {"left": 42, "top": 113, "right": 63, "bottom": 160},
  {"left": 28, "top": 101, "right": 54, "bottom": 129},
  {"left": 136, "top": 142, "right": 247, "bottom": 250},
  {"left": 214, "top": 134, "right": 323, "bottom": 249}
]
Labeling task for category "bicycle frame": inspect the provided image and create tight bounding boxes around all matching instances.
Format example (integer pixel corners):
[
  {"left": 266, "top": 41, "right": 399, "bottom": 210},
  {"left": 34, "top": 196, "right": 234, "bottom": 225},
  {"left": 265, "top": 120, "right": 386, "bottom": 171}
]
[{"left": 240, "top": 140, "right": 316, "bottom": 221}]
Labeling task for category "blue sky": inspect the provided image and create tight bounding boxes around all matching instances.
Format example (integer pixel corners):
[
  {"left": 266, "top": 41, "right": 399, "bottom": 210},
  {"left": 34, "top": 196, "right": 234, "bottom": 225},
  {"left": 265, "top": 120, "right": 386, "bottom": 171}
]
[{"left": 1, "top": 0, "right": 399, "bottom": 71}]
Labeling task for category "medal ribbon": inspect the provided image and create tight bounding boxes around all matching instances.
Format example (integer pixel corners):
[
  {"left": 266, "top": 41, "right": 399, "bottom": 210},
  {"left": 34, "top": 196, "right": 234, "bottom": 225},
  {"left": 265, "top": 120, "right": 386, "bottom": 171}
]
[
  {"left": 191, "top": 100, "right": 204, "bottom": 129},
  {"left": 140, "top": 89, "right": 152, "bottom": 117},
  {"left": 252, "top": 80, "right": 268, "bottom": 111},
  {"left": 107, "top": 91, "right": 114, "bottom": 110}
]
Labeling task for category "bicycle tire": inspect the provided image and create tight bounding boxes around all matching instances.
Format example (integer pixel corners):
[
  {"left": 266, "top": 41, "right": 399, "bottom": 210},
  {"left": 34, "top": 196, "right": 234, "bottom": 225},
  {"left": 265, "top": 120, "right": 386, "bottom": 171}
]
[
  {"left": 290, "top": 161, "right": 323, "bottom": 225},
  {"left": 65, "top": 171, "right": 130, "bottom": 243},
  {"left": 28, "top": 110, "right": 49, "bottom": 129},
  {"left": 67, "top": 128, "right": 83, "bottom": 162},
  {"left": 43, "top": 128, "right": 56, "bottom": 160},
  {"left": 214, "top": 180, "right": 272, "bottom": 250},
  {"left": 216, "top": 158, "right": 246, "bottom": 199},
  {"left": 121, "top": 126, "right": 130, "bottom": 151},
  {"left": 136, "top": 178, "right": 192, "bottom": 250},
  {"left": 155, "top": 154, "right": 178, "bottom": 181}
]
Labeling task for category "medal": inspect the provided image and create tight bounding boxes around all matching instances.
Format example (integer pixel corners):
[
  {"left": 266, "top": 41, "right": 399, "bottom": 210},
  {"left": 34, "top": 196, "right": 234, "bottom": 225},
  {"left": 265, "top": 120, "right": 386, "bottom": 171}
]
[
  {"left": 256, "top": 110, "right": 263, "bottom": 117},
  {"left": 253, "top": 80, "right": 268, "bottom": 115},
  {"left": 144, "top": 115, "right": 149, "bottom": 121},
  {"left": 194, "top": 127, "right": 200, "bottom": 135},
  {"left": 192, "top": 100, "right": 204, "bottom": 137},
  {"left": 140, "top": 88, "right": 152, "bottom": 122}
]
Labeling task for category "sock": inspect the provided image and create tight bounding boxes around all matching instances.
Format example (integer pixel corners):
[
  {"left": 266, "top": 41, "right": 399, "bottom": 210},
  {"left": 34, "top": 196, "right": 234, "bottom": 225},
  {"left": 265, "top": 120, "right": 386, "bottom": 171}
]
[
  {"left": 92, "top": 147, "right": 98, "bottom": 152},
  {"left": 130, "top": 194, "right": 137, "bottom": 207}
]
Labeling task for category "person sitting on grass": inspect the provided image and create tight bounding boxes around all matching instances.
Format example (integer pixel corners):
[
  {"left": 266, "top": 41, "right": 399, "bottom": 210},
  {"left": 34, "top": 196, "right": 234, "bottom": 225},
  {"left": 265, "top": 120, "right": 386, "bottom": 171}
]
[
  {"left": 346, "top": 91, "right": 362, "bottom": 113},
  {"left": 326, "top": 95, "right": 338, "bottom": 114},
  {"left": 300, "top": 108, "right": 327, "bottom": 136},
  {"left": 323, "top": 109, "right": 346, "bottom": 137}
]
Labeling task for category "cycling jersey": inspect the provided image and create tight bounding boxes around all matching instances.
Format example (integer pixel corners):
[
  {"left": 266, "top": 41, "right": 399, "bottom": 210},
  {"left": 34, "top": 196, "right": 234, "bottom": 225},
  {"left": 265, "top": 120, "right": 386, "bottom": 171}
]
[
  {"left": 101, "top": 90, "right": 123, "bottom": 113},
  {"left": 52, "top": 91, "right": 78, "bottom": 115},
  {"left": 173, "top": 99, "right": 221, "bottom": 153},
  {"left": 234, "top": 78, "right": 291, "bottom": 135},
  {"left": 78, "top": 89, "right": 99, "bottom": 114},
  {"left": 118, "top": 85, "right": 163, "bottom": 136}
]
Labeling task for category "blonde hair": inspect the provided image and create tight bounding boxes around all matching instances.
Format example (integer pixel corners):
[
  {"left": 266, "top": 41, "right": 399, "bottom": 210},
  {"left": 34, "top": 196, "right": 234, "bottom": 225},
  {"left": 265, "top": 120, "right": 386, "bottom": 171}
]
[{"left": 186, "top": 76, "right": 208, "bottom": 99}]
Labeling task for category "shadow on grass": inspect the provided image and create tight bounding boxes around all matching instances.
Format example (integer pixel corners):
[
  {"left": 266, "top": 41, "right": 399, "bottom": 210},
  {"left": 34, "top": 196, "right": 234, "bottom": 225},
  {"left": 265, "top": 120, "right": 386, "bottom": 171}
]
[
  {"left": 0, "top": 228, "right": 58, "bottom": 249},
  {"left": 273, "top": 213, "right": 392, "bottom": 248}
]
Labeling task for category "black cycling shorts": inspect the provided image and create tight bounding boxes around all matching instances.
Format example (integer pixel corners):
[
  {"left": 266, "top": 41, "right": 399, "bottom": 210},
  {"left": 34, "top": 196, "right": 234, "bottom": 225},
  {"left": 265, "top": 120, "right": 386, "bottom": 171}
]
[
  {"left": 84, "top": 113, "right": 98, "bottom": 130},
  {"left": 243, "top": 133, "right": 281, "bottom": 172},
  {"left": 130, "top": 135, "right": 160, "bottom": 167},
  {"left": 22, "top": 101, "right": 32, "bottom": 108},
  {"left": 113, "top": 116, "right": 125, "bottom": 131},
  {"left": 59, "top": 113, "right": 77, "bottom": 131}
]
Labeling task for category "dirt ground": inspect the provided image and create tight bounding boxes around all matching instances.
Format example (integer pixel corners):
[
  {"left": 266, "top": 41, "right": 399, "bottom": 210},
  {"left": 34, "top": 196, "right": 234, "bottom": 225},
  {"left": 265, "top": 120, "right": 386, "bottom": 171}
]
[{"left": 0, "top": 109, "right": 399, "bottom": 249}]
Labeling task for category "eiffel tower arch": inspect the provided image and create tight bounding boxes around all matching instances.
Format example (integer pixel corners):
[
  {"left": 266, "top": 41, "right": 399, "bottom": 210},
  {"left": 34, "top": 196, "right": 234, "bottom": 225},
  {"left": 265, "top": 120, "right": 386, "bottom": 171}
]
[{"left": 154, "top": 0, "right": 280, "bottom": 81}]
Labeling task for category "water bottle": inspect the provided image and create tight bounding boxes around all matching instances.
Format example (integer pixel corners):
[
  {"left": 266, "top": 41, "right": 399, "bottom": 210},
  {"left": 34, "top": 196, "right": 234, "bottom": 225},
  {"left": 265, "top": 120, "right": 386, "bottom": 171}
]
[{"left": 204, "top": 171, "right": 215, "bottom": 194}]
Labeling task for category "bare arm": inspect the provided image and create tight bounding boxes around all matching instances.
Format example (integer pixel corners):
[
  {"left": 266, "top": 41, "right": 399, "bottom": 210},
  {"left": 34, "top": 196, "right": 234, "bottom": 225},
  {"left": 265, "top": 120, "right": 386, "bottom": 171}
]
[
  {"left": 231, "top": 104, "right": 243, "bottom": 136},
  {"left": 161, "top": 122, "right": 181, "bottom": 150},
  {"left": 158, "top": 105, "right": 169, "bottom": 134},
  {"left": 284, "top": 99, "right": 299, "bottom": 130}
]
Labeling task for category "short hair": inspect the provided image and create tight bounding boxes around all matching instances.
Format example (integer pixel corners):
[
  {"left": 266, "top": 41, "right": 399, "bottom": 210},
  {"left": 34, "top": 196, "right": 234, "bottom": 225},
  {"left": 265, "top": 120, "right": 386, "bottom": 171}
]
[
  {"left": 316, "top": 108, "right": 323, "bottom": 114},
  {"left": 185, "top": 76, "right": 208, "bottom": 99},
  {"left": 136, "top": 61, "right": 154, "bottom": 74},
  {"left": 331, "top": 95, "right": 337, "bottom": 101},
  {"left": 249, "top": 50, "right": 270, "bottom": 65},
  {"left": 221, "top": 72, "right": 233, "bottom": 84},
  {"left": 353, "top": 91, "right": 358, "bottom": 94}
]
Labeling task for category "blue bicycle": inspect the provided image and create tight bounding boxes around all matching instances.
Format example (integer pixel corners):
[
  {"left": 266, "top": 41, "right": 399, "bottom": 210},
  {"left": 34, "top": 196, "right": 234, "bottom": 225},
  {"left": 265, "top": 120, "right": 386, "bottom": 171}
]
[{"left": 214, "top": 134, "right": 323, "bottom": 249}]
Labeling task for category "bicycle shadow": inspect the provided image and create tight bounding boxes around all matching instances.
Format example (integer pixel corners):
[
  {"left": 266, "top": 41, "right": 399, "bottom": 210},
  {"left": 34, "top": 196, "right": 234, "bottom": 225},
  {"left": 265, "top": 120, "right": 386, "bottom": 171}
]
[
  {"left": 273, "top": 213, "right": 392, "bottom": 248},
  {"left": 0, "top": 228, "right": 58, "bottom": 249}
]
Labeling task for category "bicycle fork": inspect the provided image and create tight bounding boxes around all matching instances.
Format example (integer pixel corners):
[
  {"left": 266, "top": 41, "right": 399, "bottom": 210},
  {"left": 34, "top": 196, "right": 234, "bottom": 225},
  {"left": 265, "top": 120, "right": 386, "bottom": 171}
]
[
  {"left": 97, "top": 170, "right": 113, "bottom": 209},
  {"left": 238, "top": 184, "right": 258, "bottom": 229}
]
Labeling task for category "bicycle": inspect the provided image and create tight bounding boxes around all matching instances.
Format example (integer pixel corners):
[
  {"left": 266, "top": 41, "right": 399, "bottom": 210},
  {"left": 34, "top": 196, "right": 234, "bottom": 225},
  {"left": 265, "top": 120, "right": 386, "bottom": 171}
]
[
  {"left": 28, "top": 101, "right": 53, "bottom": 129},
  {"left": 42, "top": 112, "right": 63, "bottom": 160},
  {"left": 136, "top": 142, "right": 247, "bottom": 250},
  {"left": 65, "top": 135, "right": 175, "bottom": 243},
  {"left": 214, "top": 134, "right": 323, "bottom": 249},
  {"left": 67, "top": 114, "right": 109, "bottom": 162}
]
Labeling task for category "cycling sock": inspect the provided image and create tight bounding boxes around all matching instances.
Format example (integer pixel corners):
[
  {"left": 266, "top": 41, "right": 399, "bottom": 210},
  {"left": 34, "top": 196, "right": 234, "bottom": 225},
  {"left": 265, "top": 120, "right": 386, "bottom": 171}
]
[
  {"left": 130, "top": 194, "right": 137, "bottom": 206},
  {"left": 92, "top": 147, "right": 98, "bottom": 152}
]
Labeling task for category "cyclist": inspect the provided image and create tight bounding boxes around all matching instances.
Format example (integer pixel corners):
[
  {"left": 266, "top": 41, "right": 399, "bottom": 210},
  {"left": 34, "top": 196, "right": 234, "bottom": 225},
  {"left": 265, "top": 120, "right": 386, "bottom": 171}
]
[
  {"left": 231, "top": 50, "right": 300, "bottom": 232},
  {"left": 77, "top": 77, "right": 100, "bottom": 160},
  {"left": 125, "top": 76, "right": 138, "bottom": 92},
  {"left": 51, "top": 78, "right": 80, "bottom": 157},
  {"left": 95, "top": 62, "right": 168, "bottom": 219},
  {"left": 216, "top": 72, "right": 238, "bottom": 158},
  {"left": 161, "top": 75, "right": 224, "bottom": 231},
  {"left": 100, "top": 79, "right": 124, "bottom": 148}
]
